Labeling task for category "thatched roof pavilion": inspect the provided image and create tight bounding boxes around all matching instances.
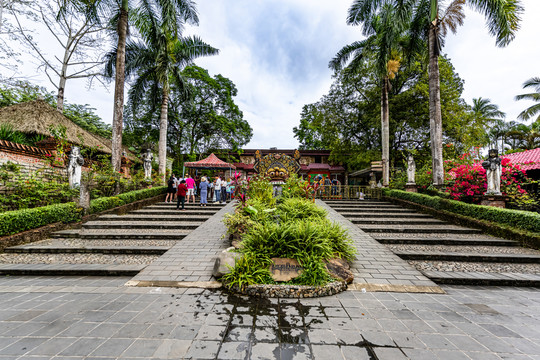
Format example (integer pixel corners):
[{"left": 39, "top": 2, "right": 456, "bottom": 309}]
[{"left": 0, "top": 100, "right": 137, "bottom": 161}]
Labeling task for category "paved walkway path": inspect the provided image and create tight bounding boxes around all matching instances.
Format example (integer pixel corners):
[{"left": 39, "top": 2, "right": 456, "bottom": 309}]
[{"left": 0, "top": 277, "right": 538, "bottom": 359}]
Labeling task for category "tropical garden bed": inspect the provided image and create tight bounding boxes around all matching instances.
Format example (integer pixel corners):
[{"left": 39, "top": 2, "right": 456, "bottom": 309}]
[{"left": 218, "top": 175, "right": 356, "bottom": 297}]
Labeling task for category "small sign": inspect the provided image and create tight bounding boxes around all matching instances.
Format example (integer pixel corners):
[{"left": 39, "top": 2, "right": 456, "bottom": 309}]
[{"left": 270, "top": 258, "right": 303, "bottom": 282}]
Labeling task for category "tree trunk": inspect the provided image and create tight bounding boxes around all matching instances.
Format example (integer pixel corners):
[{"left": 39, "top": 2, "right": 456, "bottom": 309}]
[
  {"left": 428, "top": 22, "right": 444, "bottom": 186},
  {"left": 56, "top": 43, "right": 70, "bottom": 112},
  {"left": 111, "top": 2, "right": 128, "bottom": 173},
  {"left": 158, "top": 86, "right": 169, "bottom": 185},
  {"left": 381, "top": 76, "right": 390, "bottom": 187}
]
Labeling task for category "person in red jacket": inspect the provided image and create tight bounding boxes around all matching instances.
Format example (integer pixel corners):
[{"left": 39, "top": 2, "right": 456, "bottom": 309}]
[{"left": 176, "top": 180, "right": 188, "bottom": 210}]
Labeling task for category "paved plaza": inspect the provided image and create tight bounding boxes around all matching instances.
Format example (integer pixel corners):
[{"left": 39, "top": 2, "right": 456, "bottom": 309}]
[
  {"left": 0, "top": 201, "right": 539, "bottom": 359},
  {"left": 0, "top": 277, "right": 539, "bottom": 359}
]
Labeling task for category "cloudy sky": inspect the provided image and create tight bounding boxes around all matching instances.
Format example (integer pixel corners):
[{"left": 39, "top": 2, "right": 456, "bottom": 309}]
[{"left": 12, "top": 0, "right": 540, "bottom": 150}]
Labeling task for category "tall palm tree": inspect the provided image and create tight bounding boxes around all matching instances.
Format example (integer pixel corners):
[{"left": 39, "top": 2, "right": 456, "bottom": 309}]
[
  {"left": 330, "top": 4, "right": 409, "bottom": 186},
  {"left": 507, "top": 122, "right": 540, "bottom": 150},
  {"left": 65, "top": 0, "right": 199, "bottom": 173},
  {"left": 515, "top": 77, "right": 540, "bottom": 122},
  {"left": 472, "top": 97, "right": 505, "bottom": 124},
  {"left": 105, "top": 5, "right": 218, "bottom": 183},
  {"left": 351, "top": 0, "right": 522, "bottom": 186}
]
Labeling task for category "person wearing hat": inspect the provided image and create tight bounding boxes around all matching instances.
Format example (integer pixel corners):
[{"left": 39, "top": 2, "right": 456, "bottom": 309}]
[{"left": 199, "top": 176, "right": 210, "bottom": 206}]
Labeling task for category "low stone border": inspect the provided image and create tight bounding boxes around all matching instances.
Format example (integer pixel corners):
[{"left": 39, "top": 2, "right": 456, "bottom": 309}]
[{"left": 223, "top": 280, "right": 347, "bottom": 298}]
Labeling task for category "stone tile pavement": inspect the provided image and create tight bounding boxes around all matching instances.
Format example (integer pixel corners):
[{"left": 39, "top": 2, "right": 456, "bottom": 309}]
[{"left": 0, "top": 276, "right": 539, "bottom": 359}]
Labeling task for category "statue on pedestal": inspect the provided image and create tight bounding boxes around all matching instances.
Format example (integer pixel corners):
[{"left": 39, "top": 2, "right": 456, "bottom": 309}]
[
  {"left": 142, "top": 149, "right": 153, "bottom": 179},
  {"left": 67, "top": 146, "right": 84, "bottom": 188},
  {"left": 406, "top": 154, "right": 416, "bottom": 185},
  {"left": 482, "top": 149, "right": 502, "bottom": 195}
]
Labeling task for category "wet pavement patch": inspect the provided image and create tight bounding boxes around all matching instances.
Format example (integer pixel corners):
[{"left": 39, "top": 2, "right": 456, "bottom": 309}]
[{"left": 190, "top": 290, "right": 407, "bottom": 359}]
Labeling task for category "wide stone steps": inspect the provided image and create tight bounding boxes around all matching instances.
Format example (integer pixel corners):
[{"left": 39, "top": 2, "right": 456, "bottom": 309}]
[
  {"left": 0, "top": 197, "right": 222, "bottom": 276},
  {"left": 4, "top": 246, "right": 168, "bottom": 255},
  {"left": 324, "top": 198, "right": 539, "bottom": 287},
  {"left": 373, "top": 236, "right": 518, "bottom": 246},
  {"left": 98, "top": 214, "right": 212, "bottom": 222},
  {"left": 342, "top": 212, "right": 432, "bottom": 218},
  {"left": 0, "top": 263, "right": 145, "bottom": 276},
  {"left": 79, "top": 229, "right": 191, "bottom": 240},
  {"left": 359, "top": 224, "right": 482, "bottom": 234},
  {"left": 395, "top": 251, "right": 540, "bottom": 263},
  {"left": 82, "top": 221, "right": 202, "bottom": 230},
  {"left": 422, "top": 271, "right": 540, "bottom": 287},
  {"left": 348, "top": 218, "right": 446, "bottom": 225}
]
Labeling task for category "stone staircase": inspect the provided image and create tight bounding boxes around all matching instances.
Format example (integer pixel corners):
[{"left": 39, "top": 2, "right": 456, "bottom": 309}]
[
  {"left": 0, "top": 201, "right": 225, "bottom": 276},
  {"left": 325, "top": 199, "right": 540, "bottom": 287}
]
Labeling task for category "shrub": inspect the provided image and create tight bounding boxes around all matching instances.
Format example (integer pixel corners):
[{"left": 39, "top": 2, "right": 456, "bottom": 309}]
[
  {"left": 0, "top": 203, "right": 82, "bottom": 237},
  {"left": 384, "top": 189, "right": 540, "bottom": 234}
]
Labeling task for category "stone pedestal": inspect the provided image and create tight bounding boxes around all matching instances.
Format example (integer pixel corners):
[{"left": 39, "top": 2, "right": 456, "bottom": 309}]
[
  {"left": 405, "top": 184, "right": 418, "bottom": 193},
  {"left": 480, "top": 195, "right": 509, "bottom": 208}
]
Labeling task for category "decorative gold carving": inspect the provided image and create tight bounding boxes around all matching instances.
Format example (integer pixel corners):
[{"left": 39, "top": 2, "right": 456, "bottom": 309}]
[{"left": 253, "top": 151, "right": 301, "bottom": 182}]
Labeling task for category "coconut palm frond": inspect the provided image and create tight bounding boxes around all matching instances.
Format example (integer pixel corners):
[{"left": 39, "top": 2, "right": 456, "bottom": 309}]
[
  {"left": 439, "top": 0, "right": 465, "bottom": 37},
  {"left": 467, "top": 0, "right": 523, "bottom": 47}
]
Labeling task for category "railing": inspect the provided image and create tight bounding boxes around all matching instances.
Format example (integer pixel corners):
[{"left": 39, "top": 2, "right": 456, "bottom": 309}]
[{"left": 315, "top": 185, "right": 382, "bottom": 200}]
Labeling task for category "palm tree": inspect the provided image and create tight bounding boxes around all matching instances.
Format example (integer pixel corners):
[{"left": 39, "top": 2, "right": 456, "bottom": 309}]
[
  {"left": 105, "top": 5, "right": 218, "bottom": 183},
  {"left": 472, "top": 97, "right": 505, "bottom": 124},
  {"left": 330, "top": 4, "right": 409, "bottom": 186},
  {"left": 515, "top": 77, "right": 540, "bottom": 122},
  {"left": 507, "top": 122, "right": 540, "bottom": 150},
  {"left": 352, "top": 0, "right": 522, "bottom": 186},
  {"left": 66, "top": 0, "right": 199, "bottom": 173}
]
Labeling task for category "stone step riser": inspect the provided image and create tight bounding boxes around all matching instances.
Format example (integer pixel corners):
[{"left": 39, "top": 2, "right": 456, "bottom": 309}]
[
  {"left": 5, "top": 247, "right": 168, "bottom": 255},
  {"left": 375, "top": 238, "right": 518, "bottom": 246},
  {"left": 98, "top": 217, "right": 212, "bottom": 222},
  {"left": 82, "top": 224, "right": 201, "bottom": 230},
  {"left": 336, "top": 209, "right": 414, "bottom": 214},
  {"left": 396, "top": 253, "right": 540, "bottom": 263},
  {"left": 361, "top": 228, "right": 482, "bottom": 234},
  {"left": 51, "top": 233, "right": 80, "bottom": 239},
  {"left": 79, "top": 234, "right": 187, "bottom": 240},
  {"left": 0, "top": 268, "right": 141, "bottom": 276},
  {"left": 426, "top": 276, "right": 540, "bottom": 287},
  {"left": 343, "top": 214, "right": 430, "bottom": 218},
  {"left": 131, "top": 211, "right": 218, "bottom": 216},
  {"left": 351, "top": 220, "right": 445, "bottom": 225}
]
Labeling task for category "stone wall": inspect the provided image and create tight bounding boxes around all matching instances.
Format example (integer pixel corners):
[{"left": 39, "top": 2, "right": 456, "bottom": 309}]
[{"left": 0, "top": 140, "right": 67, "bottom": 193}]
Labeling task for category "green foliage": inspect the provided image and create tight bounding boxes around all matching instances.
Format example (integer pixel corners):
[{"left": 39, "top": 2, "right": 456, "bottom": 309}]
[
  {"left": 0, "top": 186, "right": 167, "bottom": 236},
  {"left": 63, "top": 103, "right": 112, "bottom": 139},
  {"left": 0, "top": 203, "right": 81, "bottom": 237},
  {"left": 221, "top": 254, "right": 275, "bottom": 290},
  {"left": 223, "top": 177, "right": 356, "bottom": 288},
  {"left": 281, "top": 174, "right": 309, "bottom": 199},
  {"left": 384, "top": 189, "right": 540, "bottom": 234},
  {"left": 245, "top": 175, "right": 275, "bottom": 207}
]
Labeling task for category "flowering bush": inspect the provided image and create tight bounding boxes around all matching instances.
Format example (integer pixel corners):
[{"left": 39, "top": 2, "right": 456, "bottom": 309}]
[{"left": 444, "top": 154, "right": 536, "bottom": 208}]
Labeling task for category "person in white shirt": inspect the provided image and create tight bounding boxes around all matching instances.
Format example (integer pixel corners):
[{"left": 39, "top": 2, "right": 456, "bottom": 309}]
[{"left": 214, "top": 176, "right": 222, "bottom": 203}]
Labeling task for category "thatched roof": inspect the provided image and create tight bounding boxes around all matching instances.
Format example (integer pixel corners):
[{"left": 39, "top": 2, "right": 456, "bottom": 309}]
[{"left": 0, "top": 100, "right": 137, "bottom": 161}]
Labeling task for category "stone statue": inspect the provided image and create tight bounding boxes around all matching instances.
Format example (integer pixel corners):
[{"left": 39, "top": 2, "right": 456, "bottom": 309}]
[
  {"left": 406, "top": 154, "right": 416, "bottom": 184},
  {"left": 67, "top": 146, "right": 84, "bottom": 188},
  {"left": 482, "top": 149, "right": 502, "bottom": 195},
  {"left": 142, "top": 149, "right": 153, "bottom": 179}
]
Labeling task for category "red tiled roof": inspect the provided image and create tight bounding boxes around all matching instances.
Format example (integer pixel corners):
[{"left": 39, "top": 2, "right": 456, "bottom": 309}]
[
  {"left": 233, "top": 163, "right": 254, "bottom": 170},
  {"left": 0, "top": 139, "right": 52, "bottom": 156},
  {"left": 184, "top": 153, "right": 236, "bottom": 169},
  {"left": 503, "top": 148, "right": 540, "bottom": 171},
  {"left": 307, "top": 163, "right": 331, "bottom": 170}
]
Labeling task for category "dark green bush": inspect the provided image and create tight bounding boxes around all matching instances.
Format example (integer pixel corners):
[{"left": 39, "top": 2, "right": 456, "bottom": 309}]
[
  {"left": 0, "top": 202, "right": 82, "bottom": 236},
  {"left": 384, "top": 189, "right": 540, "bottom": 234},
  {"left": 0, "top": 186, "right": 166, "bottom": 236}
]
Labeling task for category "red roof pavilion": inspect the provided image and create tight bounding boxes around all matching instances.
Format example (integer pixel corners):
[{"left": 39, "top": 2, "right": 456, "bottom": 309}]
[{"left": 184, "top": 153, "right": 236, "bottom": 169}]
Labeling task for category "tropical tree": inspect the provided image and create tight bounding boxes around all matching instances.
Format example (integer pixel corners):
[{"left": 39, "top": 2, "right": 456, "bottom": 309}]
[
  {"left": 351, "top": 0, "right": 522, "bottom": 186},
  {"left": 66, "top": 0, "right": 199, "bottom": 174},
  {"left": 507, "top": 122, "right": 540, "bottom": 150},
  {"left": 106, "top": 5, "right": 218, "bottom": 183},
  {"left": 515, "top": 77, "right": 540, "bottom": 122},
  {"left": 330, "top": 3, "right": 409, "bottom": 186}
]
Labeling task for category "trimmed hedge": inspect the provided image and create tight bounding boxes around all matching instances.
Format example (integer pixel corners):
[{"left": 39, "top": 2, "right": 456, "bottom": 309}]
[
  {"left": 384, "top": 189, "right": 540, "bottom": 234},
  {"left": 0, "top": 203, "right": 82, "bottom": 237},
  {"left": 0, "top": 186, "right": 166, "bottom": 237}
]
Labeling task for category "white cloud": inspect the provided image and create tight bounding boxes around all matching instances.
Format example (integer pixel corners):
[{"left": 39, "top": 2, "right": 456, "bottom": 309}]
[{"left": 8, "top": 0, "right": 539, "bottom": 149}]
